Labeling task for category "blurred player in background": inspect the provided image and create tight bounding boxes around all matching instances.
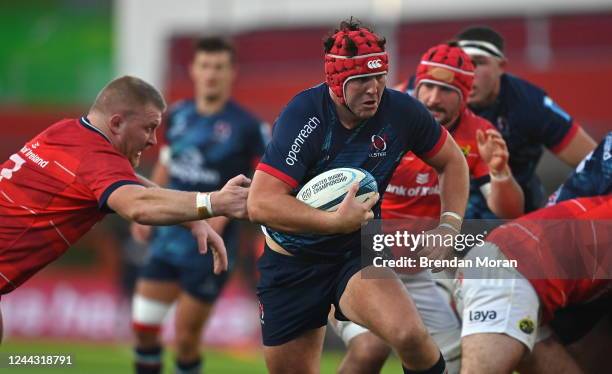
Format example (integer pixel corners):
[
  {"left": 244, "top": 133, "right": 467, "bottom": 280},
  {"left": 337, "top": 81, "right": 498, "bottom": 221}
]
[
  {"left": 130, "top": 37, "right": 268, "bottom": 374},
  {"left": 455, "top": 26, "right": 596, "bottom": 218},
  {"left": 0, "top": 75, "right": 251, "bottom": 342},
  {"left": 332, "top": 43, "right": 523, "bottom": 374},
  {"left": 248, "top": 19, "right": 470, "bottom": 374}
]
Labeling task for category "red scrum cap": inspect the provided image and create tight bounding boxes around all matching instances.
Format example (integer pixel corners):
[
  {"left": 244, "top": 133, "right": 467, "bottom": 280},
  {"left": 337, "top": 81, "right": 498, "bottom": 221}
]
[
  {"left": 324, "top": 23, "right": 388, "bottom": 104},
  {"left": 415, "top": 43, "right": 474, "bottom": 104}
]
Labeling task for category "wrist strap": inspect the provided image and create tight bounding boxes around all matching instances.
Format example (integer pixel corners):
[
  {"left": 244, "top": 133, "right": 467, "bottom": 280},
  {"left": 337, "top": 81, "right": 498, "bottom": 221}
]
[
  {"left": 441, "top": 211, "right": 463, "bottom": 222},
  {"left": 196, "top": 192, "right": 214, "bottom": 219},
  {"left": 489, "top": 171, "right": 511, "bottom": 182}
]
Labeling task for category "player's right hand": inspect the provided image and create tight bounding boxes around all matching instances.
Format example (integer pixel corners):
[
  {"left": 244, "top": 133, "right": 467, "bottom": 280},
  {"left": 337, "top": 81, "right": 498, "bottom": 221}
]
[
  {"left": 334, "top": 183, "right": 379, "bottom": 234},
  {"left": 130, "top": 222, "right": 152, "bottom": 244},
  {"left": 188, "top": 220, "right": 228, "bottom": 274},
  {"left": 211, "top": 174, "right": 251, "bottom": 220}
]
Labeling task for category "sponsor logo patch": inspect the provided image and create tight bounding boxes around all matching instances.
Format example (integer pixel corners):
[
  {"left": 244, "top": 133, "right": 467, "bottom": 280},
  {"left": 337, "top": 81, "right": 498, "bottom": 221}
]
[
  {"left": 367, "top": 59, "right": 383, "bottom": 69},
  {"left": 469, "top": 310, "right": 498, "bottom": 322},
  {"left": 519, "top": 317, "right": 535, "bottom": 334}
]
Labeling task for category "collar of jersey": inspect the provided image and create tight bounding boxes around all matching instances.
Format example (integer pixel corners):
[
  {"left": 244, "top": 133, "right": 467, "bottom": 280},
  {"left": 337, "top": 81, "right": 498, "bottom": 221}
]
[{"left": 80, "top": 116, "right": 112, "bottom": 144}]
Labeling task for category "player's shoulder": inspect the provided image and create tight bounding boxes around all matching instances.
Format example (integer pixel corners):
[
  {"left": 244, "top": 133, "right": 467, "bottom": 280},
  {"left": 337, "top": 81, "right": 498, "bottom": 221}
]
[
  {"left": 45, "top": 117, "right": 107, "bottom": 145},
  {"left": 225, "top": 100, "right": 263, "bottom": 127},
  {"left": 42, "top": 117, "right": 80, "bottom": 136},
  {"left": 277, "top": 83, "right": 328, "bottom": 123},
  {"left": 502, "top": 74, "right": 547, "bottom": 104},
  {"left": 289, "top": 83, "right": 328, "bottom": 108},
  {"left": 167, "top": 99, "right": 195, "bottom": 117}
]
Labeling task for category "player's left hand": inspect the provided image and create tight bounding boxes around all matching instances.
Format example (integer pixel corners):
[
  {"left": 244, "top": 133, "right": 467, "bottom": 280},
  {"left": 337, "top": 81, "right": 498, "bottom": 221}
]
[
  {"left": 187, "top": 220, "right": 228, "bottom": 274},
  {"left": 417, "top": 225, "right": 458, "bottom": 273},
  {"left": 476, "top": 129, "right": 509, "bottom": 173}
]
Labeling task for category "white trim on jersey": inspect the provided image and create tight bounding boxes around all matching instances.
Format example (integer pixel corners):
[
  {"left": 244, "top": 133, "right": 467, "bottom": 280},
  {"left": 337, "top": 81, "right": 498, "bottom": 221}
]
[
  {"left": 53, "top": 161, "right": 76, "bottom": 177},
  {"left": 50, "top": 220, "right": 71, "bottom": 246}
]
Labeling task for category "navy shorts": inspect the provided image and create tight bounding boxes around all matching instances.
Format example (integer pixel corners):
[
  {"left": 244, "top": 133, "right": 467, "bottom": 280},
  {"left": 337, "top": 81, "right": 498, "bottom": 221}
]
[
  {"left": 140, "top": 249, "right": 235, "bottom": 304},
  {"left": 256, "top": 245, "right": 364, "bottom": 346}
]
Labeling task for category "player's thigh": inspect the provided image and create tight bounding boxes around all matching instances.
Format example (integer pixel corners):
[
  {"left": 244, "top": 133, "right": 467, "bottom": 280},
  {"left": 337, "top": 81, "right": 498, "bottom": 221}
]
[
  {"left": 136, "top": 257, "right": 182, "bottom": 302},
  {"left": 566, "top": 315, "right": 612, "bottom": 373},
  {"left": 339, "top": 266, "right": 425, "bottom": 339},
  {"left": 263, "top": 326, "right": 326, "bottom": 374},
  {"left": 174, "top": 291, "right": 213, "bottom": 335},
  {"left": 135, "top": 278, "right": 180, "bottom": 302},
  {"left": 461, "top": 333, "right": 525, "bottom": 374},
  {"left": 518, "top": 337, "right": 583, "bottom": 374}
]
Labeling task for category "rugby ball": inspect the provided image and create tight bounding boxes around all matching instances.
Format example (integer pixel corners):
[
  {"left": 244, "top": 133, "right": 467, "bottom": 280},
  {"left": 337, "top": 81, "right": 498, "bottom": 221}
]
[{"left": 296, "top": 167, "right": 378, "bottom": 211}]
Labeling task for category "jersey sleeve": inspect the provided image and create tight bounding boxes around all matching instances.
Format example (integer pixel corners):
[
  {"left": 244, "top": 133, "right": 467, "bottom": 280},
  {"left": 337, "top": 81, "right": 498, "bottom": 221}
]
[
  {"left": 78, "top": 147, "right": 141, "bottom": 210},
  {"left": 248, "top": 120, "right": 271, "bottom": 169},
  {"left": 257, "top": 98, "right": 322, "bottom": 188},
  {"left": 405, "top": 100, "right": 447, "bottom": 159},
  {"left": 531, "top": 93, "right": 579, "bottom": 153}
]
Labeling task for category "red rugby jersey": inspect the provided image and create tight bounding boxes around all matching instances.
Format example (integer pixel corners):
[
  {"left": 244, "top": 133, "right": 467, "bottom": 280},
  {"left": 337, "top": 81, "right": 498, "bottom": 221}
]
[
  {"left": 382, "top": 108, "right": 493, "bottom": 218},
  {"left": 0, "top": 117, "right": 140, "bottom": 293},
  {"left": 488, "top": 196, "right": 612, "bottom": 323}
]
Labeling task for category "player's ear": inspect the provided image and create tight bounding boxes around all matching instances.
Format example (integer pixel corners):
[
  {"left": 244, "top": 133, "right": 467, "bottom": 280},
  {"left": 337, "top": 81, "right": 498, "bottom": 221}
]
[{"left": 108, "top": 114, "right": 124, "bottom": 135}]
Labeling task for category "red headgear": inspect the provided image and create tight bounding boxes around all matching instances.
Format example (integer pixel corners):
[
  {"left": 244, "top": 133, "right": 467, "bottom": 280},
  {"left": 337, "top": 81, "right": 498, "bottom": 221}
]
[
  {"left": 324, "top": 27, "right": 388, "bottom": 104},
  {"left": 415, "top": 44, "right": 474, "bottom": 104}
]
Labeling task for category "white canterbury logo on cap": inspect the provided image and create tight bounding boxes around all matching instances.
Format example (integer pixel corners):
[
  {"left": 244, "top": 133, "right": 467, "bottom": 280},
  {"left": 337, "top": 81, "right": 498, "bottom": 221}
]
[{"left": 367, "top": 59, "right": 383, "bottom": 69}]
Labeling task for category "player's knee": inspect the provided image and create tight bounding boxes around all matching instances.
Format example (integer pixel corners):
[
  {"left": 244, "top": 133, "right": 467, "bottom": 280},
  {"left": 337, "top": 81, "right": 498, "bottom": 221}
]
[
  {"left": 175, "top": 338, "right": 200, "bottom": 361},
  {"left": 389, "top": 323, "right": 430, "bottom": 352},
  {"left": 340, "top": 333, "right": 390, "bottom": 374},
  {"left": 132, "top": 295, "right": 171, "bottom": 345}
]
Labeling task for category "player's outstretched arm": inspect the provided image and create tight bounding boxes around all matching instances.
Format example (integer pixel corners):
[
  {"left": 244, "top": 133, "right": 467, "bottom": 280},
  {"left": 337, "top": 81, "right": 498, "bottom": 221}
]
[
  {"left": 476, "top": 129, "right": 524, "bottom": 218},
  {"left": 107, "top": 174, "right": 251, "bottom": 224},
  {"left": 247, "top": 170, "right": 378, "bottom": 234}
]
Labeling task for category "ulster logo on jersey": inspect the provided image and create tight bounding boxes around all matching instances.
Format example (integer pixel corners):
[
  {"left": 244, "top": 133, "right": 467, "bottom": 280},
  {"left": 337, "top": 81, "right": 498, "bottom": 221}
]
[
  {"left": 369, "top": 134, "right": 388, "bottom": 158},
  {"left": 213, "top": 120, "right": 232, "bottom": 142}
]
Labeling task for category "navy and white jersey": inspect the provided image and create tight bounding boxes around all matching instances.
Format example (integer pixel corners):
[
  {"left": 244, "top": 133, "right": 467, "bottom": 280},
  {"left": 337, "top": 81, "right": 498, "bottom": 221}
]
[
  {"left": 467, "top": 74, "right": 579, "bottom": 217},
  {"left": 150, "top": 99, "right": 268, "bottom": 264},
  {"left": 258, "top": 83, "right": 446, "bottom": 259},
  {"left": 547, "top": 132, "right": 612, "bottom": 205}
]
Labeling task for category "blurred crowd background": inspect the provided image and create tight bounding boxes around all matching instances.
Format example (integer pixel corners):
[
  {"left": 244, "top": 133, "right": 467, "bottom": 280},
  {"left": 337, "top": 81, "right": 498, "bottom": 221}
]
[{"left": 0, "top": 0, "right": 611, "bottom": 369}]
